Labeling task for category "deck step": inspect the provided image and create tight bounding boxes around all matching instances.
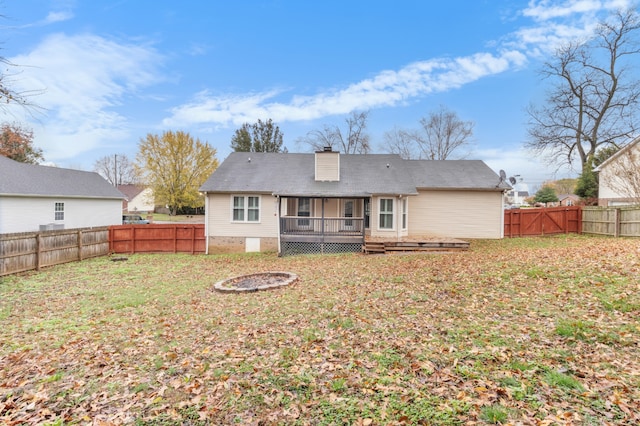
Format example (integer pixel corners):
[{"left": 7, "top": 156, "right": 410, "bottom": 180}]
[
  {"left": 363, "top": 240, "right": 469, "bottom": 254},
  {"left": 362, "top": 241, "right": 386, "bottom": 254}
]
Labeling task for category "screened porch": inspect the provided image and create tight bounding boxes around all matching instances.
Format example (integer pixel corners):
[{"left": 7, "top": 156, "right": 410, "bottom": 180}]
[{"left": 278, "top": 196, "right": 369, "bottom": 255}]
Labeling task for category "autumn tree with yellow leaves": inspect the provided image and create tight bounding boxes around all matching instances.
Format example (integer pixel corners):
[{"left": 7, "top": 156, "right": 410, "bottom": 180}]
[{"left": 136, "top": 130, "right": 218, "bottom": 215}]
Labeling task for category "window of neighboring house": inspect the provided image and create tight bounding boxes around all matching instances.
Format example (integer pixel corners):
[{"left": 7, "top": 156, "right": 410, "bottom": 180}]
[
  {"left": 379, "top": 198, "right": 393, "bottom": 229},
  {"left": 232, "top": 195, "right": 260, "bottom": 222},
  {"left": 298, "top": 197, "right": 310, "bottom": 226},
  {"left": 401, "top": 197, "right": 408, "bottom": 230},
  {"left": 54, "top": 202, "right": 64, "bottom": 221}
]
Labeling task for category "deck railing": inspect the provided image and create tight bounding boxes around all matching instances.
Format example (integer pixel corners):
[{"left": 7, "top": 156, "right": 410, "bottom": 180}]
[{"left": 280, "top": 216, "right": 364, "bottom": 236}]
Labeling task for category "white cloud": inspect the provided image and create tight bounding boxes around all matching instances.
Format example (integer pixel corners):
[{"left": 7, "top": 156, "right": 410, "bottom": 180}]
[
  {"left": 164, "top": 50, "right": 526, "bottom": 128},
  {"left": 164, "top": 0, "right": 628, "bottom": 129},
  {"left": 9, "top": 33, "right": 164, "bottom": 162},
  {"left": 44, "top": 11, "right": 74, "bottom": 24}
]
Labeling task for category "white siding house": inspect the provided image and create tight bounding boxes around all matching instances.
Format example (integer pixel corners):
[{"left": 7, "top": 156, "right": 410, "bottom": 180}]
[
  {"left": 596, "top": 137, "right": 640, "bottom": 206},
  {"left": 118, "top": 184, "right": 155, "bottom": 213},
  {"left": 200, "top": 150, "right": 509, "bottom": 255},
  {"left": 0, "top": 156, "right": 125, "bottom": 234}
]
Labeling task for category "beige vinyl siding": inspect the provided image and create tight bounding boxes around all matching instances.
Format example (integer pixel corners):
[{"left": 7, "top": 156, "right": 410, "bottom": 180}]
[
  {"left": 314, "top": 152, "right": 340, "bottom": 181},
  {"left": 128, "top": 188, "right": 155, "bottom": 212},
  {"left": 368, "top": 196, "right": 409, "bottom": 239},
  {"left": 409, "top": 190, "right": 503, "bottom": 239},
  {"left": 206, "top": 193, "right": 278, "bottom": 238}
]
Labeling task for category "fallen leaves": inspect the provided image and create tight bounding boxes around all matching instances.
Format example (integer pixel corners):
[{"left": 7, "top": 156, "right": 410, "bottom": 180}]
[{"left": 0, "top": 235, "right": 639, "bottom": 424}]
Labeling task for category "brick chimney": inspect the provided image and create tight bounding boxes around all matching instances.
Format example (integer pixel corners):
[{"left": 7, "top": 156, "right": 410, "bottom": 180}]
[{"left": 315, "top": 146, "right": 340, "bottom": 181}]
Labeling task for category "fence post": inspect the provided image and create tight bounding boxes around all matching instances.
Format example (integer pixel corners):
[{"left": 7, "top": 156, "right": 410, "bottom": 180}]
[
  {"left": 36, "top": 233, "right": 41, "bottom": 271},
  {"left": 578, "top": 206, "right": 582, "bottom": 234},
  {"left": 191, "top": 225, "right": 196, "bottom": 255},
  {"left": 78, "top": 229, "right": 83, "bottom": 261},
  {"left": 615, "top": 208, "right": 621, "bottom": 238}
]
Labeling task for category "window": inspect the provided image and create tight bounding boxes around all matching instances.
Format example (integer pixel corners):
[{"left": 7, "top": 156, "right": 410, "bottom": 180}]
[
  {"left": 379, "top": 198, "right": 393, "bottom": 229},
  {"left": 343, "top": 199, "right": 354, "bottom": 228},
  {"left": 298, "top": 198, "right": 310, "bottom": 226},
  {"left": 232, "top": 196, "right": 260, "bottom": 222},
  {"left": 233, "top": 196, "right": 244, "bottom": 221},
  {"left": 364, "top": 198, "right": 370, "bottom": 229},
  {"left": 402, "top": 197, "right": 408, "bottom": 230},
  {"left": 54, "top": 202, "right": 64, "bottom": 221}
]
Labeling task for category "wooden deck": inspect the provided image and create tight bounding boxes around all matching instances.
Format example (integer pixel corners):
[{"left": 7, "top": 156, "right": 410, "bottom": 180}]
[{"left": 362, "top": 236, "right": 469, "bottom": 254}]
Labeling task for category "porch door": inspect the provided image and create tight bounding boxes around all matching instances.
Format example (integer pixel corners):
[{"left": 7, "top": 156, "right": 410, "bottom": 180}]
[
  {"left": 342, "top": 199, "right": 354, "bottom": 230},
  {"left": 298, "top": 197, "right": 311, "bottom": 228}
]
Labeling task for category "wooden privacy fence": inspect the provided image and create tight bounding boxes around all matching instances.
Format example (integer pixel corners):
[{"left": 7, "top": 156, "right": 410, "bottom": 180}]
[
  {"left": 582, "top": 206, "right": 640, "bottom": 237},
  {"left": 108, "top": 224, "right": 205, "bottom": 254},
  {"left": 504, "top": 206, "right": 582, "bottom": 237},
  {"left": 0, "top": 227, "right": 109, "bottom": 277}
]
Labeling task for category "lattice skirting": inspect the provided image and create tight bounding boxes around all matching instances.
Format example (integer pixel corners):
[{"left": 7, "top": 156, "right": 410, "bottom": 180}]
[{"left": 280, "top": 241, "right": 362, "bottom": 256}]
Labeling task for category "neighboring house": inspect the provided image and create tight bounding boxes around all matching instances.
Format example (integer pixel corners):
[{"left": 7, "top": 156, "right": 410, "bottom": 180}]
[
  {"left": 118, "top": 184, "right": 155, "bottom": 213},
  {"left": 0, "top": 156, "right": 125, "bottom": 234},
  {"left": 505, "top": 190, "right": 530, "bottom": 208},
  {"left": 596, "top": 136, "right": 640, "bottom": 206},
  {"left": 556, "top": 194, "right": 580, "bottom": 207},
  {"left": 199, "top": 149, "right": 509, "bottom": 255}
]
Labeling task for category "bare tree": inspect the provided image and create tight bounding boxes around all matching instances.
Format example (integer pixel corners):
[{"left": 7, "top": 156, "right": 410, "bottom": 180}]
[
  {"left": 526, "top": 8, "right": 640, "bottom": 174},
  {"left": 383, "top": 126, "right": 415, "bottom": 159},
  {"left": 94, "top": 154, "right": 137, "bottom": 186},
  {"left": 298, "top": 111, "right": 370, "bottom": 154},
  {"left": 383, "top": 106, "right": 473, "bottom": 160}
]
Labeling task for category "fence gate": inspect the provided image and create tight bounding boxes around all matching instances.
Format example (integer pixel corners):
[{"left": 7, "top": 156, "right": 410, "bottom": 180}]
[{"left": 504, "top": 206, "right": 582, "bottom": 237}]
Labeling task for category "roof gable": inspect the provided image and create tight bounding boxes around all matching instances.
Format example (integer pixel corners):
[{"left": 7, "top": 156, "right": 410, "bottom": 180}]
[
  {"left": 117, "top": 184, "right": 148, "bottom": 200},
  {"left": 595, "top": 136, "right": 640, "bottom": 171},
  {"left": 0, "top": 156, "right": 125, "bottom": 199}
]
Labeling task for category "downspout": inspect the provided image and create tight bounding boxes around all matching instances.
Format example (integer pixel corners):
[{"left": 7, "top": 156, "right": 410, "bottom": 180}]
[
  {"left": 321, "top": 197, "right": 325, "bottom": 247},
  {"left": 500, "top": 190, "right": 506, "bottom": 239},
  {"left": 276, "top": 195, "right": 281, "bottom": 255},
  {"left": 203, "top": 191, "right": 209, "bottom": 254},
  {"left": 397, "top": 195, "right": 401, "bottom": 242}
]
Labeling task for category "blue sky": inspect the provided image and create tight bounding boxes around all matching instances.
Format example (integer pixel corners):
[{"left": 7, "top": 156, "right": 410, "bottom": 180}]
[{"left": 2, "top": 0, "right": 635, "bottom": 190}]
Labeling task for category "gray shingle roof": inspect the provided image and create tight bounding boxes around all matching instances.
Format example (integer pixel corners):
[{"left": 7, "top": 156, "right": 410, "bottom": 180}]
[
  {"left": 0, "top": 155, "right": 125, "bottom": 199},
  {"left": 200, "top": 152, "right": 507, "bottom": 196},
  {"left": 406, "top": 160, "right": 508, "bottom": 190}
]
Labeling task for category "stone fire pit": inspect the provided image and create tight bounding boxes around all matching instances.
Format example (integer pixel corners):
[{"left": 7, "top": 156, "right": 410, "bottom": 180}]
[{"left": 213, "top": 271, "right": 298, "bottom": 293}]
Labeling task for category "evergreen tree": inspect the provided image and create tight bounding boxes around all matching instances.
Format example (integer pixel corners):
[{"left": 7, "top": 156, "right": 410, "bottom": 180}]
[
  {"left": 534, "top": 186, "right": 559, "bottom": 206},
  {"left": 575, "top": 159, "right": 599, "bottom": 202},
  {"left": 231, "top": 119, "right": 284, "bottom": 152}
]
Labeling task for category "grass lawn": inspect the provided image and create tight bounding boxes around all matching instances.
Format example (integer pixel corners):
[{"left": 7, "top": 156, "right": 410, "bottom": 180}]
[{"left": 1, "top": 235, "right": 639, "bottom": 425}]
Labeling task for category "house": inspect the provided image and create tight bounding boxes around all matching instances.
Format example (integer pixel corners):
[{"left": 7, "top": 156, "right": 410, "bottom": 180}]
[
  {"left": 199, "top": 149, "right": 509, "bottom": 255},
  {"left": 118, "top": 184, "right": 154, "bottom": 213},
  {"left": 0, "top": 155, "right": 125, "bottom": 234},
  {"left": 596, "top": 137, "right": 640, "bottom": 206},
  {"left": 556, "top": 194, "right": 580, "bottom": 207}
]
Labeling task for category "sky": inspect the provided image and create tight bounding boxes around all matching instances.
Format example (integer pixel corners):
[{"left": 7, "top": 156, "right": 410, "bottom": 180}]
[{"left": 1, "top": 0, "right": 636, "bottom": 191}]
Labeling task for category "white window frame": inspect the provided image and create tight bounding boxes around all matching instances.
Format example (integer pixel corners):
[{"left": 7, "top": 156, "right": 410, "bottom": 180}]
[
  {"left": 231, "top": 195, "right": 261, "bottom": 223},
  {"left": 54, "top": 202, "right": 65, "bottom": 221},
  {"left": 379, "top": 198, "right": 394, "bottom": 230}
]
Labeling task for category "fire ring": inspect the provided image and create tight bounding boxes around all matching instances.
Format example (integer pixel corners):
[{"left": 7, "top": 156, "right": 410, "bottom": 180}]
[{"left": 213, "top": 271, "right": 298, "bottom": 293}]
